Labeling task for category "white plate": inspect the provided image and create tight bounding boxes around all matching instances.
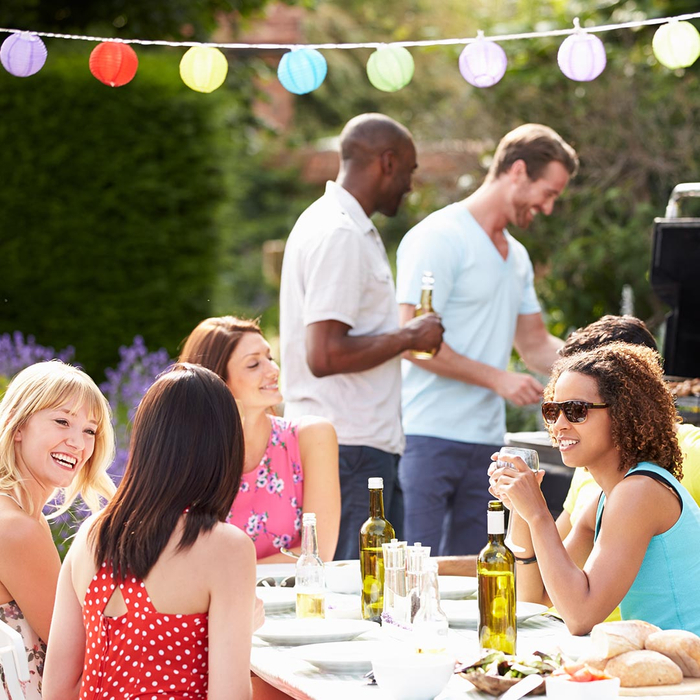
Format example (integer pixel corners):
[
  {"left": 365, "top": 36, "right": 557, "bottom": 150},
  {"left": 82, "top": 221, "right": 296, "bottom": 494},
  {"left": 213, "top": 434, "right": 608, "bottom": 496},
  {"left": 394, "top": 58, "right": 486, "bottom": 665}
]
[
  {"left": 254, "top": 618, "right": 379, "bottom": 646},
  {"left": 441, "top": 600, "right": 548, "bottom": 627},
  {"left": 437, "top": 575, "right": 478, "bottom": 600},
  {"left": 256, "top": 562, "right": 296, "bottom": 583},
  {"left": 256, "top": 586, "right": 296, "bottom": 613},
  {"left": 288, "top": 640, "right": 383, "bottom": 673}
]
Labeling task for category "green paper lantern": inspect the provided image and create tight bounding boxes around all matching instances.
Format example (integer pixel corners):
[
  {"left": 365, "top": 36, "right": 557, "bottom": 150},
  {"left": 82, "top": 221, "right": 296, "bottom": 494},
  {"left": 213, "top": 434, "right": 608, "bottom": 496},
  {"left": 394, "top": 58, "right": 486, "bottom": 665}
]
[
  {"left": 367, "top": 45, "right": 414, "bottom": 92},
  {"left": 652, "top": 20, "right": 700, "bottom": 70}
]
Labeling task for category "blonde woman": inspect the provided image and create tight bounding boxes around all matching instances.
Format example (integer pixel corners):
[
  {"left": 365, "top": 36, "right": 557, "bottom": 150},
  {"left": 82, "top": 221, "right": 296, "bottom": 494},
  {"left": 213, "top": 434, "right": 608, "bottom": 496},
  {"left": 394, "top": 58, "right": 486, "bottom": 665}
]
[{"left": 0, "top": 361, "right": 115, "bottom": 698}]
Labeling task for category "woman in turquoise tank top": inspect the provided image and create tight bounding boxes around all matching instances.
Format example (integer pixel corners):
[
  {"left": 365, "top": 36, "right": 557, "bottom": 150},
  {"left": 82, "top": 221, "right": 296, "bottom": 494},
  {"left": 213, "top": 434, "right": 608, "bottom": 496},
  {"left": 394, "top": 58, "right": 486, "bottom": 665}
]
[{"left": 489, "top": 342, "right": 700, "bottom": 636}]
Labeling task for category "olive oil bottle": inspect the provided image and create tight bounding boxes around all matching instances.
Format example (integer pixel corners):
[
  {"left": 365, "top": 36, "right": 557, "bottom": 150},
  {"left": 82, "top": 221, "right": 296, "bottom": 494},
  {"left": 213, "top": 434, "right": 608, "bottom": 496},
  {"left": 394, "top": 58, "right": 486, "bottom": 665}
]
[
  {"left": 359, "top": 477, "right": 395, "bottom": 622},
  {"left": 296, "top": 513, "right": 325, "bottom": 619},
  {"left": 411, "top": 271, "right": 436, "bottom": 360},
  {"left": 477, "top": 500, "right": 516, "bottom": 653}
]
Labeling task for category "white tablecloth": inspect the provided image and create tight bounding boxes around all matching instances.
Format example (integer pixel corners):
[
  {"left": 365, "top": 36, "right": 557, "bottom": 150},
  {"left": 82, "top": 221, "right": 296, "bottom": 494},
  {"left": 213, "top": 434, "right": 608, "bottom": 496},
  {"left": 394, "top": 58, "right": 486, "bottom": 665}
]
[{"left": 251, "top": 572, "right": 697, "bottom": 700}]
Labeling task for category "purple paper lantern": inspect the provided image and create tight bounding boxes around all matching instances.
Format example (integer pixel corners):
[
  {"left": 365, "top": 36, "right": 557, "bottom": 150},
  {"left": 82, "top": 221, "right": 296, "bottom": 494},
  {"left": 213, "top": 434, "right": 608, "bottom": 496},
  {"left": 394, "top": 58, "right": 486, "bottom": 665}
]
[
  {"left": 558, "top": 20, "right": 607, "bottom": 82},
  {"left": 459, "top": 33, "right": 507, "bottom": 88},
  {"left": 0, "top": 32, "right": 48, "bottom": 77}
]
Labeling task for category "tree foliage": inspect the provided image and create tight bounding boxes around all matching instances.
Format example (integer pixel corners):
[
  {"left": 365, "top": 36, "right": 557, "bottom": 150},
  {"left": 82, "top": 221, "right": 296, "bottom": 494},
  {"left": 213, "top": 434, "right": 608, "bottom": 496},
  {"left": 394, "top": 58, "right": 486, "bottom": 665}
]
[{"left": 0, "top": 0, "right": 302, "bottom": 41}]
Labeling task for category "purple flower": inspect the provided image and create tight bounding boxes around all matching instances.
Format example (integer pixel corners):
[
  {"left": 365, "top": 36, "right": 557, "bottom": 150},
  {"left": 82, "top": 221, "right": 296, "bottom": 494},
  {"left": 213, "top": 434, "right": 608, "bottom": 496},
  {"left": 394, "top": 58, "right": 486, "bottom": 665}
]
[{"left": 99, "top": 336, "right": 173, "bottom": 483}]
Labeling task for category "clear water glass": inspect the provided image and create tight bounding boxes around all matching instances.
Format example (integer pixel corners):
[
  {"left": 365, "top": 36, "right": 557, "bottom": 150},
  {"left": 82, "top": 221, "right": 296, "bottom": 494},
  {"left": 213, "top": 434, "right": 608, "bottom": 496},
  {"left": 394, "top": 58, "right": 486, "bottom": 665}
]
[{"left": 497, "top": 446, "right": 539, "bottom": 472}]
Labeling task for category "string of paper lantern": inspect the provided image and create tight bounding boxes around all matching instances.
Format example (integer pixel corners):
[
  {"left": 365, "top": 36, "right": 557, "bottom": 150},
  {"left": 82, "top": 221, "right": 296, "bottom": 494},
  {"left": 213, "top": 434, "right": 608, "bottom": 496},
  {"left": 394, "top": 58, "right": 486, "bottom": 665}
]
[{"left": 1, "top": 10, "right": 699, "bottom": 94}]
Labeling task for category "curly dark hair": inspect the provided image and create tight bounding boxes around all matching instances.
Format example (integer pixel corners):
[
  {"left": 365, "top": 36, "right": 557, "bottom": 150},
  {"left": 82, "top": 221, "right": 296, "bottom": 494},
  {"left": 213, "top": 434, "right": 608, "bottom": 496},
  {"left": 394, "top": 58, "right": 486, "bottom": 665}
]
[
  {"left": 544, "top": 342, "right": 682, "bottom": 479},
  {"left": 560, "top": 315, "right": 657, "bottom": 358}
]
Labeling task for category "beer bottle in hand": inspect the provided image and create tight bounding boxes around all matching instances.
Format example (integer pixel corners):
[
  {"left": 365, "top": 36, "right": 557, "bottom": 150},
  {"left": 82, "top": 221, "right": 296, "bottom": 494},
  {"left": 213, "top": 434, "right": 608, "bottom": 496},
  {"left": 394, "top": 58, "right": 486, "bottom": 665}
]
[
  {"left": 478, "top": 500, "right": 516, "bottom": 653},
  {"left": 359, "top": 477, "right": 395, "bottom": 622},
  {"left": 411, "top": 271, "right": 437, "bottom": 360}
]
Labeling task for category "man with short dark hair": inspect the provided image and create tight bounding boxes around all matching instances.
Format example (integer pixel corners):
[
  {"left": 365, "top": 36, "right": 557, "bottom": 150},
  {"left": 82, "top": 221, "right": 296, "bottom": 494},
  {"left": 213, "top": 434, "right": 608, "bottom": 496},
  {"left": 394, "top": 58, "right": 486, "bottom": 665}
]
[
  {"left": 280, "top": 113, "right": 444, "bottom": 560},
  {"left": 396, "top": 124, "right": 578, "bottom": 555}
]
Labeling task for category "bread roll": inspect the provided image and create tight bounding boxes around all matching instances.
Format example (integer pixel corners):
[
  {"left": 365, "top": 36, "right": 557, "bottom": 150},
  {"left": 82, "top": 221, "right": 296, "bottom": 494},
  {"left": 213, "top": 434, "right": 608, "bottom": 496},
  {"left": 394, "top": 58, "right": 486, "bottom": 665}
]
[
  {"left": 590, "top": 620, "right": 661, "bottom": 659},
  {"left": 578, "top": 656, "right": 609, "bottom": 673},
  {"left": 605, "top": 650, "right": 683, "bottom": 687},
  {"left": 645, "top": 629, "right": 700, "bottom": 677}
]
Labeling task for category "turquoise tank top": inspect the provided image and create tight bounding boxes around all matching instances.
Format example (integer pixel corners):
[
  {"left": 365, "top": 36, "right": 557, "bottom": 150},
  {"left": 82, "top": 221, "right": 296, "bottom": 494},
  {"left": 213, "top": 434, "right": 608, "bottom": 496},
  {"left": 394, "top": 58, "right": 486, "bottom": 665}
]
[{"left": 595, "top": 461, "right": 700, "bottom": 634}]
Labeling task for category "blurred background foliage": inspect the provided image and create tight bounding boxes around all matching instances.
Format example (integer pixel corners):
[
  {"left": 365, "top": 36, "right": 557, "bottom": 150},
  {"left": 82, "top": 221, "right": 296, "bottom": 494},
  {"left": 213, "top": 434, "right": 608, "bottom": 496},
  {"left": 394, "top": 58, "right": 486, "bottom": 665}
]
[{"left": 1, "top": 0, "right": 699, "bottom": 415}]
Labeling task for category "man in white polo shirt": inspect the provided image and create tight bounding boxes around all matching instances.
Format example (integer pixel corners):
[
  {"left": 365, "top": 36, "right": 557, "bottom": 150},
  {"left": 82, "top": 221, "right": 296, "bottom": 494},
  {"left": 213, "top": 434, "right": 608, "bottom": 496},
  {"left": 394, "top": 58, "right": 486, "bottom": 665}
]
[{"left": 280, "top": 113, "right": 443, "bottom": 560}]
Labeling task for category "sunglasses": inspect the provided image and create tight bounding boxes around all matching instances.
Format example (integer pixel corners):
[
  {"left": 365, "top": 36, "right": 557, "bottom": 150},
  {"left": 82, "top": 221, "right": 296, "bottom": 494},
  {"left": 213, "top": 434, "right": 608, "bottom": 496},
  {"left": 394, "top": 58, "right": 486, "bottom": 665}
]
[{"left": 541, "top": 400, "right": 609, "bottom": 425}]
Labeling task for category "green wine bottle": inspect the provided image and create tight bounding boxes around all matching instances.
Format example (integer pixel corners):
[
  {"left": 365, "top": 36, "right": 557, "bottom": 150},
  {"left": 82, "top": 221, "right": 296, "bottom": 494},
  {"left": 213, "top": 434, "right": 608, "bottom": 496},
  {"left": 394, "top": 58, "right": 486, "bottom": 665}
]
[
  {"left": 477, "top": 500, "right": 516, "bottom": 653},
  {"left": 359, "top": 477, "right": 395, "bottom": 622}
]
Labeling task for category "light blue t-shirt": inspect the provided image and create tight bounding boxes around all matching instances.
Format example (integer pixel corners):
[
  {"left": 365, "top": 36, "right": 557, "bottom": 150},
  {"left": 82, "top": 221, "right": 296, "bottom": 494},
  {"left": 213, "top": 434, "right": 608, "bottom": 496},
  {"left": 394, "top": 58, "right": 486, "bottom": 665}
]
[
  {"left": 396, "top": 203, "right": 540, "bottom": 444},
  {"left": 595, "top": 462, "right": 700, "bottom": 635}
]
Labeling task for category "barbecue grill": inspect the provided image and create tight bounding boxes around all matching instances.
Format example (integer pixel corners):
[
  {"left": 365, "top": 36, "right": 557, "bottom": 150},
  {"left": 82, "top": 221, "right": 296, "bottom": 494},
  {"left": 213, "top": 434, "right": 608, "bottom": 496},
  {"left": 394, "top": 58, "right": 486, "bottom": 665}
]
[{"left": 651, "top": 183, "right": 700, "bottom": 424}]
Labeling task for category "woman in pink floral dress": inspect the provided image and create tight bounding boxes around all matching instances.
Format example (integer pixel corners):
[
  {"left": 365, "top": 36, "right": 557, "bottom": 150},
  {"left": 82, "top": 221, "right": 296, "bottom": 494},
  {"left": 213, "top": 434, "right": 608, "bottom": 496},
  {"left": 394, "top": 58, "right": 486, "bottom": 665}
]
[
  {"left": 0, "top": 361, "right": 115, "bottom": 699},
  {"left": 180, "top": 317, "right": 340, "bottom": 563}
]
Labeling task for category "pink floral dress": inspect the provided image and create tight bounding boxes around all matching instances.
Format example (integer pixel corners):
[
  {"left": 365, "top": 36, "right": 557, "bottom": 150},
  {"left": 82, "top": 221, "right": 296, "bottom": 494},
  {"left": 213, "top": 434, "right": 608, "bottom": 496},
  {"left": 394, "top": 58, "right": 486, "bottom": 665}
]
[
  {"left": 227, "top": 416, "right": 304, "bottom": 559},
  {"left": 0, "top": 600, "right": 44, "bottom": 700}
]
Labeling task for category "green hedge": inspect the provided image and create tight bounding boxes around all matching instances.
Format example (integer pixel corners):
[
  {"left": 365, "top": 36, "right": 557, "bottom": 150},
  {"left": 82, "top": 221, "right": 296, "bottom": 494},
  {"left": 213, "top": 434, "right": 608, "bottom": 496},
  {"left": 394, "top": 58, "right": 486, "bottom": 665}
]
[{"left": 0, "top": 47, "right": 247, "bottom": 375}]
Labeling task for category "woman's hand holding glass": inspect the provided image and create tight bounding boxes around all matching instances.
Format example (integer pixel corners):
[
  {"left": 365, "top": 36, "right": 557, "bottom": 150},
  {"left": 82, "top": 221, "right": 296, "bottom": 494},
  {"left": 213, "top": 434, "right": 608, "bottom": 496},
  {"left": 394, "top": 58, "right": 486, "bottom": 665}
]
[{"left": 488, "top": 453, "right": 547, "bottom": 525}]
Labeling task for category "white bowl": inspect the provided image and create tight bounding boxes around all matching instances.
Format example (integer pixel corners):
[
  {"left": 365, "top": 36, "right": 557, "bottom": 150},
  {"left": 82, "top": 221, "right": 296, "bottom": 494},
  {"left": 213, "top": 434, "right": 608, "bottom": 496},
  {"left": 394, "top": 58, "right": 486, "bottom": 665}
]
[
  {"left": 325, "top": 559, "right": 362, "bottom": 594},
  {"left": 545, "top": 675, "right": 620, "bottom": 700},
  {"left": 372, "top": 652, "right": 455, "bottom": 700}
]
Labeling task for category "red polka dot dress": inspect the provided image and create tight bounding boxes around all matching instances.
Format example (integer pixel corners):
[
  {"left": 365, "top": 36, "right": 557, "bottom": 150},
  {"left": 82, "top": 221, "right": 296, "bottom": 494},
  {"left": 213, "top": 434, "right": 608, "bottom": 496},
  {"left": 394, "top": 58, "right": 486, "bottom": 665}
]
[{"left": 79, "top": 562, "right": 209, "bottom": 700}]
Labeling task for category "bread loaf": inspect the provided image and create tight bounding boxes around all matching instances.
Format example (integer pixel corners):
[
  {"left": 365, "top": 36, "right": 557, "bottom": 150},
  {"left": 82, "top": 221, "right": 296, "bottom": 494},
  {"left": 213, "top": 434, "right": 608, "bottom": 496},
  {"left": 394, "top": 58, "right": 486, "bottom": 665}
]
[
  {"left": 605, "top": 650, "right": 683, "bottom": 687},
  {"left": 590, "top": 620, "right": 661, "bottom": 659},
  {"left": 645, "top": 629, "right": 700, "bottom": 677}
]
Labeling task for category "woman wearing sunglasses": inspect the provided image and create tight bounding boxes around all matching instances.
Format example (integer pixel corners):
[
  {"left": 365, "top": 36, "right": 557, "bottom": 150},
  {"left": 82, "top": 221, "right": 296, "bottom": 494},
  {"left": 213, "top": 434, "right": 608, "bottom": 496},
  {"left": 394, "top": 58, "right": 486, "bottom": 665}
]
[{"left": 489, "top": 342, "right": 700, "bottom": 635}]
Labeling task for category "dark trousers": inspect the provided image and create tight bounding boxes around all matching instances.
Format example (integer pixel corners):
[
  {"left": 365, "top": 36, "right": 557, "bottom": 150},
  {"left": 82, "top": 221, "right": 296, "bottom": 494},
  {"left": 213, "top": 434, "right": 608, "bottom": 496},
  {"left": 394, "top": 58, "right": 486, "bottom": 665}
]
[
  {"left": 333, "top": 445, "right": 403, "bottom": 561},
  {"left": 399, "top": 435, "right": 498, "bottom": 556}
]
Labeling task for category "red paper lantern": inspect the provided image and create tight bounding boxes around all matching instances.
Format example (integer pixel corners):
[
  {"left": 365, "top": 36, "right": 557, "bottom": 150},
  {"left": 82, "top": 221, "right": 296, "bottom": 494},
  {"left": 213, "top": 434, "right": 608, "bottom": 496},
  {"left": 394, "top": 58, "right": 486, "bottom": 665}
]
[{"left": 89, "top": 42, "right": 138, "bottom": 87}]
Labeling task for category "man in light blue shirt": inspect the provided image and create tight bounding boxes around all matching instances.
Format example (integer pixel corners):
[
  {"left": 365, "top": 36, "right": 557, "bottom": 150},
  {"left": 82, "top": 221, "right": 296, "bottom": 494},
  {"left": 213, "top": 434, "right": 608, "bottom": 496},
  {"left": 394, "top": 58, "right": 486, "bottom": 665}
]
[{"left": 396, "top": 124, "right": 578, "bottom": 555}]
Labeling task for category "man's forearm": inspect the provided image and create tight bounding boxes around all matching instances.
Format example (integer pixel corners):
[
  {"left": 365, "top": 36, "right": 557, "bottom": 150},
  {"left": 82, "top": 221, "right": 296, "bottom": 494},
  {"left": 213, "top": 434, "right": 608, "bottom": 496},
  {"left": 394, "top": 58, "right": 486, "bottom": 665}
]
[{"left": 308, "top": 327, "right": 412, "bottom": 376}]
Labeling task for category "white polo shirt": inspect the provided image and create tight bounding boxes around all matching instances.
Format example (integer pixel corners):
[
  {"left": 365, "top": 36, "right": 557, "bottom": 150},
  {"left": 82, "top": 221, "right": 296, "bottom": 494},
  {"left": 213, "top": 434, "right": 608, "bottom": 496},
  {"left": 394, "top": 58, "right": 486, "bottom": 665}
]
[{"left": 280, "top": 181, "right": 404, "bottom": 454}]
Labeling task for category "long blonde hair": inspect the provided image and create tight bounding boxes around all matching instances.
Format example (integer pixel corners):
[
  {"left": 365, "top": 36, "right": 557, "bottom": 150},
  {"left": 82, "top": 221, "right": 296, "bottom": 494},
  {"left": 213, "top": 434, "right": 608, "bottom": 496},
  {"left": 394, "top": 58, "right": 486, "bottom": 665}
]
[{"left": 0, "top": 361, "right": 116, "bottom": 516}]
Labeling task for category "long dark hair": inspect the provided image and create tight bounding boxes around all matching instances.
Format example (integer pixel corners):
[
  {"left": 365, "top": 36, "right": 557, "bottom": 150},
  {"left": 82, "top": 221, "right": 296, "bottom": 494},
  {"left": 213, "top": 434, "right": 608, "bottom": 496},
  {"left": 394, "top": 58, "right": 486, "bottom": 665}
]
[{"left": 91, "top": 363, "right": 244, "bottom": 580}]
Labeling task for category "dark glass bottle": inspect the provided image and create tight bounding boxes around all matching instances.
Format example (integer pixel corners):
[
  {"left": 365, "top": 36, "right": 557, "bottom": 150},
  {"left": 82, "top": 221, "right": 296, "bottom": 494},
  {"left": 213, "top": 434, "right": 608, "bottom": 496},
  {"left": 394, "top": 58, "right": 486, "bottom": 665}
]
[{"left": 359, "top": 477, "right": 395, "bottom": 622}]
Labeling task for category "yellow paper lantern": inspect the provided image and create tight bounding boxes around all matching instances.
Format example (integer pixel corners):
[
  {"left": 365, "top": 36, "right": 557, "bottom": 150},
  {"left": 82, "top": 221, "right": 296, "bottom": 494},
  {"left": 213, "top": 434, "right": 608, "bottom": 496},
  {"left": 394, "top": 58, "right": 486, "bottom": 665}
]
[
  {"left": 179, "top": 46, "right": 228, "bottom": 93},
  {"left": 652, "top": 20, "right": 700, "bottom": 70}
]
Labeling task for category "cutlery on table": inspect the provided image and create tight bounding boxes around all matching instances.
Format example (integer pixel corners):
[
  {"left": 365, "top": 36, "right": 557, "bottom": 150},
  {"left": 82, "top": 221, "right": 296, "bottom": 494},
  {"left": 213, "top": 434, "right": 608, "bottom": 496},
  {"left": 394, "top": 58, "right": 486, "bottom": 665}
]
[{"left": 498, "top": 674, "right": 544, "bottom": 700}]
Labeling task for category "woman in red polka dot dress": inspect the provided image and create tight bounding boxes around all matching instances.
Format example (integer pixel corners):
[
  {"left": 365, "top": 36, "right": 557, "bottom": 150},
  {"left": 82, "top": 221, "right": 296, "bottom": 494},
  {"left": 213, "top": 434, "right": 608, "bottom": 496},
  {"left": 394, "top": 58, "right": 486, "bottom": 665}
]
[{"left": 43, "top": 364, "right": 262, "bottom": 700}]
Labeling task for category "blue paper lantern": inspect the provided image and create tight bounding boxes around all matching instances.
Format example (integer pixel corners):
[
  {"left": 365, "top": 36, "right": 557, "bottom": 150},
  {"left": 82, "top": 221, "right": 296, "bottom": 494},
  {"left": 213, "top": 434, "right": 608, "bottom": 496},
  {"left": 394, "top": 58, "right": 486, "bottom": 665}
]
[
  {"left": 557, "top": 20, "right": 607, "bottom": 82},
  {"left": 278, "top": 48, "right": 327, "bottom": 95},
  {"left": 0, "top": 32, "right": 47, "bottom": 77},
  {"left": 459, "top": 33, "right": 507, "bottom": 88}
]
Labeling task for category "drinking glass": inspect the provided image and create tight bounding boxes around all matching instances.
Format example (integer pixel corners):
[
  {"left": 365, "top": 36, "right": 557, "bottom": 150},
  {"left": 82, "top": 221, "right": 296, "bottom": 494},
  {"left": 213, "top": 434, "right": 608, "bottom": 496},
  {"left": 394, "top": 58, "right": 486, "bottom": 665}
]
[
  {"left": 495, "top": 446, "right": 539, "bottom": 550},
  {"left": 497, "top": 446, "right": 539, "bottom": 472}
]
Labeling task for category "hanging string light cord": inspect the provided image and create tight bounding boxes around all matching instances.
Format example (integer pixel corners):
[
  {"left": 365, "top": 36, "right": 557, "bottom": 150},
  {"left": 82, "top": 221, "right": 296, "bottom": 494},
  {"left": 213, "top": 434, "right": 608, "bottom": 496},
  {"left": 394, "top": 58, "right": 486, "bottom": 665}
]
[{"left": 1, "top": 10, "right": 700, "bottom": 50}]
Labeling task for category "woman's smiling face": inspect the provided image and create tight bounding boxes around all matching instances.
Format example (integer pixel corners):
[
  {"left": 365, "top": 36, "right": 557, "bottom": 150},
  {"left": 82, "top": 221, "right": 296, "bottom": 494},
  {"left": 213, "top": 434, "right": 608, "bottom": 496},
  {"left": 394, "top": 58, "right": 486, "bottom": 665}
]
[
  {"left": 14, "top": 398, "right": 97, "bottom": 491},
  {"left": 225, "top": 332, "right": 282, "bottom": 410},
  {"left": 551, "top": 371, "right": 617, "bottom": 470}
]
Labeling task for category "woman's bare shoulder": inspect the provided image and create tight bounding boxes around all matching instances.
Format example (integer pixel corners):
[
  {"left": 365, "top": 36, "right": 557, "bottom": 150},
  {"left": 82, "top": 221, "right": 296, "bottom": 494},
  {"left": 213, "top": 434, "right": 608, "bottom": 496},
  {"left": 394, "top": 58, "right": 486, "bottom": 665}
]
[{"left": 296, "top": 415, "right": 337, "bottom": 441}]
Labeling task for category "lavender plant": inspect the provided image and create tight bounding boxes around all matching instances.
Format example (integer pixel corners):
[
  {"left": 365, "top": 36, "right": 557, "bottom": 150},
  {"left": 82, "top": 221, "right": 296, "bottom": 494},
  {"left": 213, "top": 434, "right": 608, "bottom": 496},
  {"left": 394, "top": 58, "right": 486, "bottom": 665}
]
[
  {"left": 100, "top": 335, "right": 173, "bottom": 483},
  {"left": 0, "top": 331, "right": 75, "bottom": 396}
]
